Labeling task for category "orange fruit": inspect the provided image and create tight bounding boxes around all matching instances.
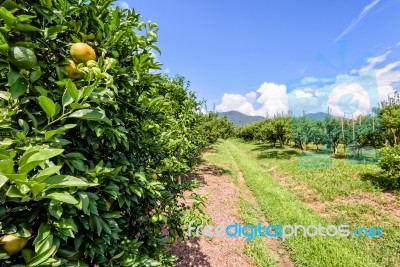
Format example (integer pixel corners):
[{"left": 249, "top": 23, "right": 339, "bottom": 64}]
[
  {"left": 70, "top": 43, "right": 96, "bottom": 64},
  {"left": 64, "top": 59, "right": 81, "bottom": 79}
]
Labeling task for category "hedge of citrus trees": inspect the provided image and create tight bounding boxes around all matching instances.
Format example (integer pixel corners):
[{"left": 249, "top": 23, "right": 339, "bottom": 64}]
[{"left": 0, "top": 0, "right": 231, "bottom": 266}]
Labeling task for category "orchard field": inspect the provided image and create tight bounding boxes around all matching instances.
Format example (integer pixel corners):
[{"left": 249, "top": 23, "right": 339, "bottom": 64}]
[{"left": 1, "top": 1, "right": 400, "bottom": 267}]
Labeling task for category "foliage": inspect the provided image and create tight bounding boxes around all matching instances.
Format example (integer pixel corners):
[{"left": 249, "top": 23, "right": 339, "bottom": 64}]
[
  {"left": 378, "top": 145, "right": 400, "bottom": 187},
  {"left": 236, "top": 116, "right": 291, "bottom": 148},
  {"left": 380, "top": 92, "right": 400, "bottom": 146},
  {"left": 0, "top": 1, "right": 213, "bottom": 266},
  {"left": 197, "top": 112, "right": 234, "bottom": 144},
  {"left": 236, "top": 113, "right": 386, "bottom": 154}
]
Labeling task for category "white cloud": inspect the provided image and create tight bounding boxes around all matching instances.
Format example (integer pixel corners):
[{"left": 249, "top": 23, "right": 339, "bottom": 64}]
[
  {"left": 335, "top": 0, "right": 380, "bottom": 42},
  {"left": 216, "top": 93, "right": 256, "bottom": 116},
  {"left": 245, "top": 91, "right": 257, "bottom": 103},
  {"left": 256, "top": 82, "right": 289, "bottom": 117},
  {"left": 216, "top": 83, "right": 289, "bottom": 117},
  {"left": 359, "top": 51, "right": 390, "bottom": 72},
  {"left": 295, "top": 89, "right": 313, "bottom": 98},
  {"left": 375, "top": 61, "right": 400, "bottom": 101},
  {"left": 119, "top": 1, "right": 130, "bottom": 9}
]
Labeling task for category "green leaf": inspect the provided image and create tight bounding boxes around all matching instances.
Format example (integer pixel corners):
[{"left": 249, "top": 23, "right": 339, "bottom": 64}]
[
  {"left": 1, "top": 0, "right": 19, "bottom": 11},
  {"left": 70, "top": 159, "right": 85, "bottom": 171},
  {"left": 27, "top": 246, "right": 56, "bottom": 267},
  {"left": 22, "top": 249, "right": 35, "bottom": 263},
  {"left": 18, "top": 147, "right": 41, "bottom": 166},
  {"left": 48, "top": 199, "right": 63, "bottom": 219},
  {"left": 10, "top": 77, "right": 28, "bottom": 99},
  {"left": 45, "top": 25, "right": 67, "bottom": 39},
  {"left": 18, "top": 160, "right": 44, "bottom": 174},
  {"left": 62, "top": 89, "right": 73, "bottom": 107},
  {"left": 70, "top": 103, "right": 90, "bottom": 110},
  {"left": 43, "top": 192, "right": 78, "bottom": 204},
  {"left": 38, "top": 96, "right": 56, "bottom": 118},
  {"left": 32, "top": 165, "right": 62, "bottom": 182},
  {"left": 18, "top": 118, "right": 29, "bottom": 135},
  {"left": 31, "top": 183, "right": 46, "bottom": 197},
  {"left": 66, "top": 79, "right": 79, "bottom": 102},
  {"left": 42, "top": 175, "right": 96, "bottom": 188},
  {"left": 6, "top": 185, "right": 24, "bottom": 198},
  {"left": 30, "top": 69, "right": 42, "bottom": 82},
  {"left": 15, "top": 23, "right": 42, "bottom": 31},
  {"left": 16, "top": 15, "right": 36, "bottom": 22},
  {"left": 0, "top": 159, "right": 14, "bottom": 174},
  {"left": 0, "top": 91, "right": 10, "bottom": 101},
  {"left": 19, "top": 149, "right": 63, "bottom": 174},
  {"left": 6, "top": 173, "right": 27, "bottom": 182},
  {"left": 33, "top": 223, "right": 51, "bottom": 248},
  {"left": 45, "top": 124, "right": 76, "bottom": 139},
  {"left": 0, "top": 7, "right": 15, "bottom": 26},
  {"left": 111, "top": 251, "right": 124, "bottom": 261},
  {"left": 93, "top": 215, "right": 102, "bottom": 236},
  {"left": 35, "top": 86, "right": 48, "bottom": 96},
  {"left": 0, "top": 174, "right": 8, "bottom": 189},
  {"left": 64, "top": 152, "right": 86, "bottom": 160},
  {"left": 78, "top": 192, "right": 89, "bottom": 213},
  {"left": 27, "top": 149, "right": 64, "bottom": 163},
  {"left": 69, "top": 109, "right": 111, "bottom": 124},
  {"left": 100, "top": 219, "right": 111, "bottom": 234},
  {"left": 81, "top": 85, "right": 95, "bottom": 99},
  {"left": 8, "top": 68, "right": 19, "bottom": 84}
]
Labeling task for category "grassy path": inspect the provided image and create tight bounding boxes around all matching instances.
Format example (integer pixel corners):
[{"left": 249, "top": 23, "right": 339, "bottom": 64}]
[
  {"left": 204, "top": 139, "right": 384, "bottom": 267},
  {"left": 229, "top": 139, "right": 400, "bottom": 267}
]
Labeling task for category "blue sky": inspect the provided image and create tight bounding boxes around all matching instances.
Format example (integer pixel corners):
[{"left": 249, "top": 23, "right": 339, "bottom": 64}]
[{"left": 115, "top": 0, "right": 400, "bottom": 117}]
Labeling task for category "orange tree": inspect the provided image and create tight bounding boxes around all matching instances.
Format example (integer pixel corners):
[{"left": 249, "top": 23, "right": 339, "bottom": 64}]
[{"left": 0, "top": 0, "right": 210, "bottom": 266}]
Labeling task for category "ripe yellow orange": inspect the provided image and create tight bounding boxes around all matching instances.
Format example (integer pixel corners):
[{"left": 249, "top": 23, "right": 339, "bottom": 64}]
[
  {"left": 64, "top": 59, "right": 81, "bottom": 79},
  {"left": 0, "top": 234, "right": 28, "bottom": 255},
  {"left": 70, "top": 43, "right": 96, "bottom": 64}
]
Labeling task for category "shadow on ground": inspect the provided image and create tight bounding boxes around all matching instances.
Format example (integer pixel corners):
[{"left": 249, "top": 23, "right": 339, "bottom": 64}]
[
  {"left": 183, "top": 164, "right": 231, "bottom": 186},
  {"left": 361, "top": 172, "right": 400, "bottom": 194},
  {"left": 257, "top": 149, "right": 300, "bottom": 160},
  {"left": 251, "top": 143, "right": 278, "bottom": 151},
  {"left": 168, "top": 237, "right": 212, "bottom": 267}
]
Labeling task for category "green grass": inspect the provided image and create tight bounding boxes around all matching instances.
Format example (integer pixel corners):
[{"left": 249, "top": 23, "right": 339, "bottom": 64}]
[
  {"left": 221, "top": 138, "right": 400, "bottom": 267},
  {"left": 223, "top": 139, "right": 379, "bottom": 267},
  {"left": 238, "top": 139, "right": 380, "bottom": 201}
]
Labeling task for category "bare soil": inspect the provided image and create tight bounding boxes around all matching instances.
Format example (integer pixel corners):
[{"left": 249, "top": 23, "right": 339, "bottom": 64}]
[{"left": 169, "top": 163, "right": 253, "bottom": 267}]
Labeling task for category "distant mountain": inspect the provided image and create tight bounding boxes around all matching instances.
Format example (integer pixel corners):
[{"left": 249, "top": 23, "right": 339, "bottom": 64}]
[
  {"left": 218, "top": 111, "right": 264, "bottom": 126},
  {"left": 218, "top": 111, "right": 330, "bottom": 126},
  {"left": 304, "top": 112, "right": 329, "bottom": 120}
]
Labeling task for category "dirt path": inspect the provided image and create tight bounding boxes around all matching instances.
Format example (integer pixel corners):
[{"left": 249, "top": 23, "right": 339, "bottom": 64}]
[{"left": 169, "top": 163, "right": 254, "bottom": 267}]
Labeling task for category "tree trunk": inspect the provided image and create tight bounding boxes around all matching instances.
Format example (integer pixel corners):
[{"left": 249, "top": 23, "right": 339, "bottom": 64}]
[
  {"left": 332, "top": 141, "right": 338, "bottom": 154},
  {"left": 279, "top": 138, "right": 285, "bottom": 149}
]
